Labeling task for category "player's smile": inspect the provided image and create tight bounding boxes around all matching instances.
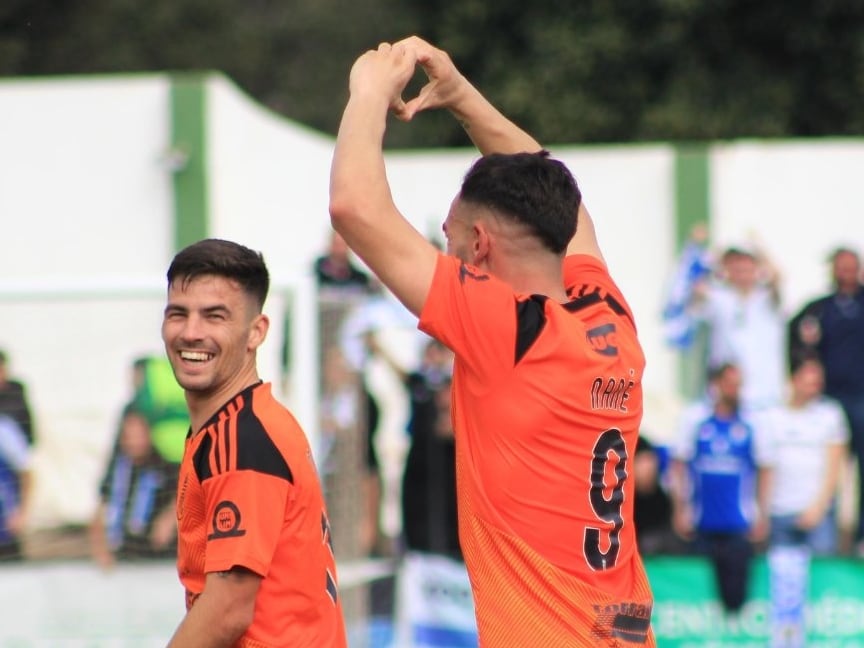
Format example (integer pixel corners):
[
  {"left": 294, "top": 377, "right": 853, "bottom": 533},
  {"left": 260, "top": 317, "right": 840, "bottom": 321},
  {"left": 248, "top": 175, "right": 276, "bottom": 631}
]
[{"left": 179, "top": 350, "right": 215, "bottom": 362}]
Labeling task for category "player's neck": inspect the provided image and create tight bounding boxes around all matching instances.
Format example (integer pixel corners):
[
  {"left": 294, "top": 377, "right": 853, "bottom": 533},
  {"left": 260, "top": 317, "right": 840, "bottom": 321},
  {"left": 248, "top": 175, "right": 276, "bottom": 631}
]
[
  {"left": 493, "top": 256, "right": 568, "bottom": 302},
  {"left": 186, "top": 369, "right": 262, "bottom": 432}
]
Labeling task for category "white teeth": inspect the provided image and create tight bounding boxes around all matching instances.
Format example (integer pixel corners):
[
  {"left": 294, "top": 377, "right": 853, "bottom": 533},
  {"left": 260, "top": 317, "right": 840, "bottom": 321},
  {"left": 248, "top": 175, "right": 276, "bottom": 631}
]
[{"left": 180, "top": 351, "right": 212, "bottom": 361}]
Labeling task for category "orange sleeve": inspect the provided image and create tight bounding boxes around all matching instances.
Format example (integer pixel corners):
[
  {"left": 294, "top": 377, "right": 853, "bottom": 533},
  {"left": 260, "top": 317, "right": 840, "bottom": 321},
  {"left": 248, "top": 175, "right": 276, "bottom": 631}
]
[
  {"left": 201, "top": 470, "right": 290, "bottom": 577},
  {"left": 419, "top": 254, "right": 518, "bottom": 382}
]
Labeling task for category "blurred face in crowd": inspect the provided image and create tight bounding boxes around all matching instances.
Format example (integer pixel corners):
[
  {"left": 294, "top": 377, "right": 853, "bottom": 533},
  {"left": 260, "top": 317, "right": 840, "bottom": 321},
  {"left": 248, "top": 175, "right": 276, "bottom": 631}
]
[
  {"left": 791, "top": 360, "right": 825, "bottom": 404},
  {"left": 722, "top": 252, "right": 759, "bottom": 292},
  {"left": 832, "top": 250, "right": 861, "bottom": 294},
  {"left": 328, "top": 231, "right": 350, "bottom": 263},
  {"left": 120, "top": 412, "right": 153, "bottom": 464},
  {"left": 161, "top": 274, "right": 267, "bottom": 400},
  {"left": 423, "top": 340, "right": 454, "bottom": 370},
  {"left": 633, "top": 447, "right": 660, "bottom": 495},
  {"left": 712, "top": 365, "right": 742, "bottom": 411}
]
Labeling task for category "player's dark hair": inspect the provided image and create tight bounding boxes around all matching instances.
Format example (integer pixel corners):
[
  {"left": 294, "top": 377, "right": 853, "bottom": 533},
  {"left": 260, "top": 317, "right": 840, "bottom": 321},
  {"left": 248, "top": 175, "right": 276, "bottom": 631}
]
[
  {"left": 166, "top": 238, "right": 270, "bottom": 311},
  {"left": 459, "top": 151, "right": 580, "bottom": 254}
]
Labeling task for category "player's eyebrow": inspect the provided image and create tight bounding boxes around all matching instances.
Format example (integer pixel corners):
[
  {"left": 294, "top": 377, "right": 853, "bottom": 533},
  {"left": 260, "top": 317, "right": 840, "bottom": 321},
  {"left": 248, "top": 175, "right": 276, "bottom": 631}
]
[
  {"left": 163, "top": 304, "right": 231, "bottom": 317},
  {"left": 163, "top": 303, "right": 187, "bottom": 316},
  {"left": 201, "top": 304, "right": 230, "bottom": 315}
]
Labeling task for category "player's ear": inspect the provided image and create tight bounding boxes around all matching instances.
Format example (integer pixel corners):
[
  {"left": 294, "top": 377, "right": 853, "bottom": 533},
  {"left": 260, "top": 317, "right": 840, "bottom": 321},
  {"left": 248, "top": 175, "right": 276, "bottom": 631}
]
[
  {"left": 472, "top": 222, "right": 491, "bottom": 265},
  {"left": 248, "top": 313, "right": 270, "bottom": 351}
]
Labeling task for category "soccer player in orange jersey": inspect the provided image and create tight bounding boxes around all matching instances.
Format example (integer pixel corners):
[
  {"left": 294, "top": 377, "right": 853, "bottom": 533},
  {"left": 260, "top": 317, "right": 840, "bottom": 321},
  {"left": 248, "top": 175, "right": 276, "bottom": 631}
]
[
  {"left": 329, "top": 37, "right": 655, "bottom": 647},
  {"left": 162, "top": 239, "right": 347, "bottom": 647}
]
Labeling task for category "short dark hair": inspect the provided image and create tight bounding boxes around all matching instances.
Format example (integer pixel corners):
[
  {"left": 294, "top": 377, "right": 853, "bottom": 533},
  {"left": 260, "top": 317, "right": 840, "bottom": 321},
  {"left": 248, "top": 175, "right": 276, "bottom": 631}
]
[
  {"left": 721, "top": 247, "right": 756, "bottom": 263},
  {"left": 707, "top": 362, "right": 738, "bottom": 383},
  {"left": 829, "top": 247, "right": 860, "bottom": 263},
  {"left": 166, "top": 239, "right": 270, "bottom": 310},
  {"left": 789, "top": 349, "right": 823, "bottom": 376},
  {"left": 459, "top": 151, "right": 580, "bottom": 254}
]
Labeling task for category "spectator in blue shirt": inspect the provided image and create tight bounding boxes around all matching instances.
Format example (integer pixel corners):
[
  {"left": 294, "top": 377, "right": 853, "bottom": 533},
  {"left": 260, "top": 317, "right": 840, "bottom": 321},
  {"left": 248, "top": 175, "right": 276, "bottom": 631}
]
[
  {"left": 0, "top": 414, "right": 32, "bottom": 561},
  {"left": 670, "top": 363, "right": 774, "bottom": 614}
]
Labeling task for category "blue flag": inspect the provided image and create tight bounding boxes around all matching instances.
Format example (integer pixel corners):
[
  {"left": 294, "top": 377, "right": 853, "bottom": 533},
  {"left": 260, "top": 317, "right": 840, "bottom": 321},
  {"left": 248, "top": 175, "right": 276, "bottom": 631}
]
[{"left": 662, "top": 241, "right": 713, "bottom": 349}]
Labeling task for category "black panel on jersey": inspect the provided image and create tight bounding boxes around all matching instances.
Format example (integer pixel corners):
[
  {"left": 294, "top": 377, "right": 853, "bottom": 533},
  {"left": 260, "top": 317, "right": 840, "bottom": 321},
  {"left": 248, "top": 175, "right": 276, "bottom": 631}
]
[
  {"left": 514, "top": 287, "right": 634, "bottom": 366},
  {"left": 194, "top": 432, "right": 215, "bottom": 482},
  {"left": 192, "top": 392, "right": 295, "bottom": 485},
  {"left": 564, "top": 287, "right": 602, "bottom": 312},
  {"left": 515, "top": 295, "right": 549, "bottom": 365},
  {"left": 564, "top": 285, "right": 634, "bottom": 327},
  {"left": 234, "top": 399, "right": 294, "bottom": 484}
]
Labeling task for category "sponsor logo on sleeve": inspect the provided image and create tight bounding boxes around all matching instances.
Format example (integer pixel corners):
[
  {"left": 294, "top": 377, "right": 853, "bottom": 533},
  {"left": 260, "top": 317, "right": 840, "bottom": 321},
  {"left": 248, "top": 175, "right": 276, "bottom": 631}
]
[{"left": 207, "top": 500, "right": 247, "bottom": 540}]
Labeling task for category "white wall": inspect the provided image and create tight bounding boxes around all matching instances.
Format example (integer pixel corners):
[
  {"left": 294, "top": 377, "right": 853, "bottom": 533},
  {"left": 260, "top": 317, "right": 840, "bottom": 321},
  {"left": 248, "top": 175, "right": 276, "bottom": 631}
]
[
  {"left": 0, "top": 75, "right": 174, "bottom": 278},
  {"left": 207, "top": 75, "right": 336, "bottom": 280},
  {"left": 711, "top": 139, "right": 864, "bottom": 315}
]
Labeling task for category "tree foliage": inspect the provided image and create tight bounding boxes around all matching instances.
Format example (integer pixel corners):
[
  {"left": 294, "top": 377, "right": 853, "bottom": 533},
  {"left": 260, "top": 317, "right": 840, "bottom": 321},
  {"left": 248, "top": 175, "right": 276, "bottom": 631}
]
[{"left": 1, "top": 0, "right": 862, "bottom": 147}]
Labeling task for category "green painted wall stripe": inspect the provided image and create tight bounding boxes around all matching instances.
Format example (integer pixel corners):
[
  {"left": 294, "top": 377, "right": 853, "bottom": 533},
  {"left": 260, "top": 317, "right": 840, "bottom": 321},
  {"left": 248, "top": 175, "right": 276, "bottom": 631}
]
[
  {"left": 170, "top": 74, "right": 209, "bottom": 251},
  {"left": 674, "top": 145, "right": 710, "bottom": 249},
  {"left": 673, "top": 145, "right": 711, "bottom": 399}
]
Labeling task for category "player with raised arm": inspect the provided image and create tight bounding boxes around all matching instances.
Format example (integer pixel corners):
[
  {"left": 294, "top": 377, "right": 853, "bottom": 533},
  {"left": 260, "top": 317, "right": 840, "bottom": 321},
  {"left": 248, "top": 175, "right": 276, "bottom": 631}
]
[{"left": 329, "top": 37, "right": 655, "bottom": 647}]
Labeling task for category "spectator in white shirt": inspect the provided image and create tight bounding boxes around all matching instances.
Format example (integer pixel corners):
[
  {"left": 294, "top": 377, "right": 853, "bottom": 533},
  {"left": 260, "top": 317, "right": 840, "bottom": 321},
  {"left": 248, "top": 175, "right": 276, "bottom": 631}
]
[
  {"left": 764, "top": 355, "right": 849, "bottom": 554},
  {"left": 697, "top": 246, "right": 786, "bottom": 411}
]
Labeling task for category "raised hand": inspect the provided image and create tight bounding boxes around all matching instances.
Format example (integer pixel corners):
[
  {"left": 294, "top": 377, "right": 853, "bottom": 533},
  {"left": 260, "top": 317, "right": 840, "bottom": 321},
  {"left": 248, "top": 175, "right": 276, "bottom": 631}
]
[
  {"left": 390, "top": 35, "right": 469, "bottom": 121},
  {"left": 349, "top": 41, "right": 419, "bottom": 117}
]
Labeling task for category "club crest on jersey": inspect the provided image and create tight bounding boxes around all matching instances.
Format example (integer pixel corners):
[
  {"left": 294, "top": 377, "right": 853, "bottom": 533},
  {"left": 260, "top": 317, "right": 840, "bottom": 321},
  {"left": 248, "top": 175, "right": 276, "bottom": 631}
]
[
  {"left": 587, "top": 323, "right": 619, "bottom": 356},
  {"left": 730, "top": 422, "right": 749, "bottom": 443},
  {"left": 208, "top": 500, "right": 247, "bottom": 540}
]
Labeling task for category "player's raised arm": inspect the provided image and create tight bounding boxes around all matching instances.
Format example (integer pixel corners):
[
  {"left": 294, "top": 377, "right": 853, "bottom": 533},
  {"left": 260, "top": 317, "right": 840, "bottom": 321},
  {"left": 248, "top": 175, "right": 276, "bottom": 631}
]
[
  {"left": 329, "top": 42, "right": 440, "bottom": 317},
  {"left": 392, "top": 36, "right": 540, "bottom": 156},
  {"left": 391, "top": 37, "right": 602, "bottom": 261},
  {"left": 566, "top": 203, "right": 603, "bottom": 261}
]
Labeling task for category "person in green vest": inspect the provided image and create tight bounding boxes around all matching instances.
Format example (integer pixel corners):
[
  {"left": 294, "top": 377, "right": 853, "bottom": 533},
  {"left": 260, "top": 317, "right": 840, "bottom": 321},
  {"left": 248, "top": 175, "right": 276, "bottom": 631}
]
[{"left": 131, "top": 356, "right": 189, "bottom": 465}]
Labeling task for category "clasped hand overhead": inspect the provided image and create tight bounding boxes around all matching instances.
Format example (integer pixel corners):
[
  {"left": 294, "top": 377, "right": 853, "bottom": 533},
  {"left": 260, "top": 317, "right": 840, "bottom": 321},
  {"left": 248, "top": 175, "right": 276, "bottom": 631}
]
[{"left": 349, "top": 35, "right": 469, "bottom": 121}]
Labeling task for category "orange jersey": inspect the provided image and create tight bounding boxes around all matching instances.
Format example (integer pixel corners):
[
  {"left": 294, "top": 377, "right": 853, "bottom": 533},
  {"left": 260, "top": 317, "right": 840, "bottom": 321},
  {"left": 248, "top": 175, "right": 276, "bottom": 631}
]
[
  {"left": 419, "top": 254, "right": 655, "bottom": 647},
  {"left": 175, "top": 382, "right": 347, "bottom": 648}
]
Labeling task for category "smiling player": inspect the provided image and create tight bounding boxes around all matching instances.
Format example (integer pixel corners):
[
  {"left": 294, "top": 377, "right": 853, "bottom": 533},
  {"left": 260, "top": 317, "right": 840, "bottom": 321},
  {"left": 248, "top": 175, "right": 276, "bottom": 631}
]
[{"left": 162, "top": 238, "right": 346, "bottom": 647}]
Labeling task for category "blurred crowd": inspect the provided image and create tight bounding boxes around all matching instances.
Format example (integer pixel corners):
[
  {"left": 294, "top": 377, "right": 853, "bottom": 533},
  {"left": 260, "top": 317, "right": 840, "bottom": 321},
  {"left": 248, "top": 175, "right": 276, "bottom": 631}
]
[{"left": 644, "top": 234, "right": 864, "bottom": 624}]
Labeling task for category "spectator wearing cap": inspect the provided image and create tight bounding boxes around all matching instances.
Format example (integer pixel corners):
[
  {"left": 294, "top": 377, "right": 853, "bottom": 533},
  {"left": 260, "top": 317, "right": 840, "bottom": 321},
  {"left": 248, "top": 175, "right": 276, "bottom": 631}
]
[
  {"left": 788, "top": 247, "right": 864, "bottom": 552},
  {"left": 693, "top": 244, "right": 787, "bottom": 411}
]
